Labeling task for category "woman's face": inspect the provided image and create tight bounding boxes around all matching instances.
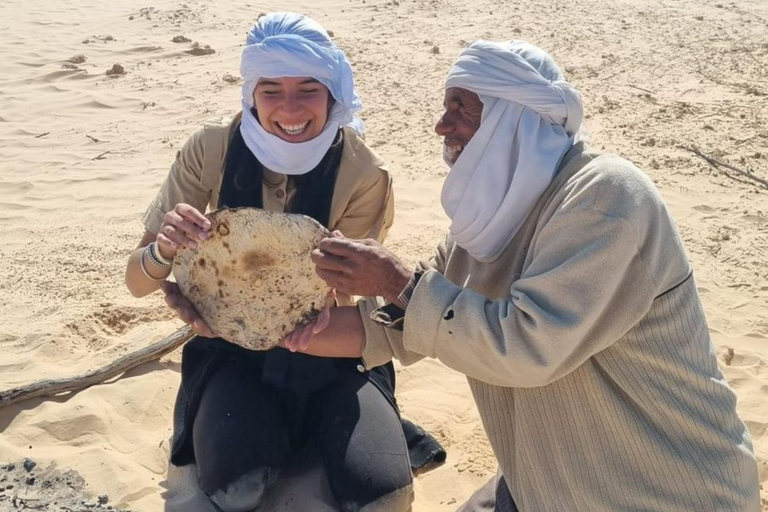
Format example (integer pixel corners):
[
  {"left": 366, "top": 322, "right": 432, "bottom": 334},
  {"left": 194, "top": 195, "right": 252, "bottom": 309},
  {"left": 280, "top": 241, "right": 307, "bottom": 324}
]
[{"left": 253, "top": 77, "right": 331, "bottom": 142}]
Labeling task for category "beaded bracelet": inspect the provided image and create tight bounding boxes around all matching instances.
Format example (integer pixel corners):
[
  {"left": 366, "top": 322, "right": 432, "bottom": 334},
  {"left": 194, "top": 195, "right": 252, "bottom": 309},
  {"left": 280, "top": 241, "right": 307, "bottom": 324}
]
[{"left": 140, "top": 245, "right": 170, "bottom": 282}]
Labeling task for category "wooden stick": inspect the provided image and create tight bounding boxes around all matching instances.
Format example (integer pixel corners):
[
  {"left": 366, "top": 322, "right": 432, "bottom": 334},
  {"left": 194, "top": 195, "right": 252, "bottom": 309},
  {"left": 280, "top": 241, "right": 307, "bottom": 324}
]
[
  {"left": 0, "top": 326, "right": 194, "bottom": 409},
  {"left": 628, "top": 84, "right": 654, "bottom": 95},
  {"left": 689, "top": 146, "right": 768, "bottom": 190}
]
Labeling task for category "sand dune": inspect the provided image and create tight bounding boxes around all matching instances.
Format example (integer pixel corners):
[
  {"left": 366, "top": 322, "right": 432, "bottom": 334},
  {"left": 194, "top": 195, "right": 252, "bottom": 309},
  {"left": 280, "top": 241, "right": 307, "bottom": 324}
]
[{"left": 1, "top": 0, "right": 767, "bottom": 509}]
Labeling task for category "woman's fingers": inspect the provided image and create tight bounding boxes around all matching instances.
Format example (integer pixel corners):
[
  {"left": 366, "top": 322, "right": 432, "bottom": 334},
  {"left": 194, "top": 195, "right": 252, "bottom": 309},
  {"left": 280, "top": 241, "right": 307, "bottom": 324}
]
[
  {"left": 192, "top": 319, "right": 215, "bottom": 338},
  {"left": 283, "top": 325, "right": 306, "bottom": 352},
  {"left": 155, "top": 232, "right": 179, "bottom": 257},
  {"left": 176, "top": 204, "right": 211, "bottom": 232},
  {"left": 312, "top": 306, "right": 331, "bottom": 335},
  {"left": 159, "top": 281, "right": 214, "bottom": 337},
  {"left": 161, "top": 224, "right": 198, "bottom": 250},
  {"left": 164, "top": 212, "right": 206, "bottom": 247},
  {"left": 297, "top": 323, "right": 315, "bottom": 352}
]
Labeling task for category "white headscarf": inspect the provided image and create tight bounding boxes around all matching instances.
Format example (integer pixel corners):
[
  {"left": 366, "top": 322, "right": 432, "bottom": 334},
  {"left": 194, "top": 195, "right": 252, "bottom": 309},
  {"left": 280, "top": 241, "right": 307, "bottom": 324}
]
[
  {"left": 239, "top": 12, "right": 363, "bottom": 175},
  {"left": 441, "top": 40, "right": 584, "bottom": 262}
]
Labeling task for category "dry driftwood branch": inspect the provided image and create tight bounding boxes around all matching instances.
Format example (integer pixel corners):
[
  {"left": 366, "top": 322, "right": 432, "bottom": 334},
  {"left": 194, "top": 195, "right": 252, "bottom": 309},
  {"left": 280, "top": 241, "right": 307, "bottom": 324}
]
[
  {"left": 689, "top": 145, "right": 768, "bottom": 190},
  {"left": 628, "top": 84, "right": 654, "bottom": 95},
  {"left": 0, "top": 326, "right": 194, "bottom": 409}
]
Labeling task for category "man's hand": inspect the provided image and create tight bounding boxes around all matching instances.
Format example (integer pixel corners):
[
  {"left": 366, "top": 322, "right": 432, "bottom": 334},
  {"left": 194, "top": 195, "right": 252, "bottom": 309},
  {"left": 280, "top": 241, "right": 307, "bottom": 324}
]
[
  {"left": 158, "top": 280, "right": 215, "bottom": 337},
  {"left": 311, "top": 237, "right": 412, "bottom": 305}
]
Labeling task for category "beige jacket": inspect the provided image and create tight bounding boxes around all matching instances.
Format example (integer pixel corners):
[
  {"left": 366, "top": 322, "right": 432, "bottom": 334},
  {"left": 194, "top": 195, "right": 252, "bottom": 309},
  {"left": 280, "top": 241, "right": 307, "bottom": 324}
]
[
  {"left": 143, "top": 114, "right": 394, "bottom": 243},
  {"left": 360, "top": 143, "right": 759, "bottom": 511}
]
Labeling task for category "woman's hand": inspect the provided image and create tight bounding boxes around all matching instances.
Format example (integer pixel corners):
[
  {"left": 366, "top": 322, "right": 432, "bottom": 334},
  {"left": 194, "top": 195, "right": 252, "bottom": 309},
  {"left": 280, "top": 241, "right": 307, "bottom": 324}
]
[
  {"left": 159, "top": 281, "right": 216, "bottom": 337},
  {"left": 156, "top": 203, "right": 211, "bottom": 260},
  {"left": 282, "top": 306, "right": 331, "bottom": 353},
  {"left": 280, "top": 306, "right": 365, "bottom": 358},
  {"left": 283, "top": 289, "right": 336, "bottom": 352}
]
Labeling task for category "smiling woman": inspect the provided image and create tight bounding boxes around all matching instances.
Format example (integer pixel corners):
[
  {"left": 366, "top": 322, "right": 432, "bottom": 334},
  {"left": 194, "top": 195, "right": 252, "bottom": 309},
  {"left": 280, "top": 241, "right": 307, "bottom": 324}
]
[
  {"left": 253, "top": 77, "right": 331, "bottom": 142},
  {"left": 123, "top": 11, "right": 417, "bottom": 512}
]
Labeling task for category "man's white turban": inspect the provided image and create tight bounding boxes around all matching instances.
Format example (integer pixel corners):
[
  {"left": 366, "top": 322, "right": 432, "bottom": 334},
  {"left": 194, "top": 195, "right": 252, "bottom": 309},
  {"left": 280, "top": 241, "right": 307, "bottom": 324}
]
[
  {"left": 239, "top": 12, "right": 363, "bottom": 175},
  {"left": 441, "top": 40, "right": 584, "bottom": 262}
]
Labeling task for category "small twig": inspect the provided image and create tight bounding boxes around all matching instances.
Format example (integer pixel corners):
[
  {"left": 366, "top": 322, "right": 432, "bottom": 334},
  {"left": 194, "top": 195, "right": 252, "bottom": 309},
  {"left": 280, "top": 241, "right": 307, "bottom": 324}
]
[
  {"left": 628, "top": 84, "right": 654, "bottom": 95},
  {"left": 34, "top": 132, "right": 50, "bottom": 139},
  {"left": 689, "top": 145, "right": 768, "bottom": 189},
  {"left": 92, "top": 150, "right": 112, "bottom": 160},
  {"left": 86, "top": 134, "right": 101, "bottom": 143},
  {"left": 0, "top": 326, "right": 194, "bottom": 408}
]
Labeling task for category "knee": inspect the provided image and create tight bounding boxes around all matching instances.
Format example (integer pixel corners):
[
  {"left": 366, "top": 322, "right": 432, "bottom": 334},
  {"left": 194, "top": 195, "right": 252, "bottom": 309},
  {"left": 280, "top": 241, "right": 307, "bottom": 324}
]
[
  {"left": 203, "top": 467, "right": 278, "bottom": 512},
  {"left": 340, "top": 483, "right": 414, "bottom": 512}
]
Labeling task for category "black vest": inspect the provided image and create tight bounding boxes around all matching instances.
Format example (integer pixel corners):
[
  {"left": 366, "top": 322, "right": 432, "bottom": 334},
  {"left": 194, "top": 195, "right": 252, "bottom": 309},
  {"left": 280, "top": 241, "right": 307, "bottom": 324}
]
[{"left": 170, "top": 124, "right": 397, "bottom": 465}]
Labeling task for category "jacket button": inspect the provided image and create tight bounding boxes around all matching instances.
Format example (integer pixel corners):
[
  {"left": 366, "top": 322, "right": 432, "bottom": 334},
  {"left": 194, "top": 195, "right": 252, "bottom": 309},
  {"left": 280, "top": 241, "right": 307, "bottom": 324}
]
[
  {"left": 356, "top": 364, "right": 366, "bottom": 373},
  {"left": 275, "top": 189, "right": 285, "bottom": 199}
]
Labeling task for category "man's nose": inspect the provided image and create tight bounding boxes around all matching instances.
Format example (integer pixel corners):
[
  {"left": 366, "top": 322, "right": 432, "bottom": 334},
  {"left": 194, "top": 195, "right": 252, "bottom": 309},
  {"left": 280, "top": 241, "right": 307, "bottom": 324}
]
[{"left": 435, "top": 112, "right": 453, "bottom": 136}]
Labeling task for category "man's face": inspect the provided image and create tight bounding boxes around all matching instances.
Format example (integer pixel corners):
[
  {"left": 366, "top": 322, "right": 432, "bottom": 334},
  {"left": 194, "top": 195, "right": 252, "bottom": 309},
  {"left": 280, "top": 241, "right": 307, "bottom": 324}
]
[
  {"left": 252, "top": 77, "right": 331, "bottom": 142},
  {"left": 435, "top": 87, "right": 483, "bottom": 165}
]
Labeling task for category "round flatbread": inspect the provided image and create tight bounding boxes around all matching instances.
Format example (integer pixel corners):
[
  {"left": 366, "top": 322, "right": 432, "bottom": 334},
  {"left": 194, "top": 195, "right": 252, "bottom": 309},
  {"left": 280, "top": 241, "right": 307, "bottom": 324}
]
[{"left": 172, "top": 207, "right": 332, "bottom": 350}]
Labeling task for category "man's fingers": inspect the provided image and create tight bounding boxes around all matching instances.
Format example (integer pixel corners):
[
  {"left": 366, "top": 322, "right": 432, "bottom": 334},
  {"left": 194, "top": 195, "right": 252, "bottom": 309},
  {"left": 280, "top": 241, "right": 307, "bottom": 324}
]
[
  {"left": 311, "top": 249, "right": 352, "bottom": 273},
  {"left": 315, "top": 268, "right": 350, "bottom": 289},
  {"left": 317, "top": 237, "right": 364, "bottom": 257}
]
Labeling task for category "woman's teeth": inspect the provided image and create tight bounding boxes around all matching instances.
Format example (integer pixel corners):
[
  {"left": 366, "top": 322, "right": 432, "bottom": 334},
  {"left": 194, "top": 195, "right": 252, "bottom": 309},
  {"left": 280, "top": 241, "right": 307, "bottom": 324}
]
[{"left": 277, "top": 121, "right": 309, "bottom": 136}]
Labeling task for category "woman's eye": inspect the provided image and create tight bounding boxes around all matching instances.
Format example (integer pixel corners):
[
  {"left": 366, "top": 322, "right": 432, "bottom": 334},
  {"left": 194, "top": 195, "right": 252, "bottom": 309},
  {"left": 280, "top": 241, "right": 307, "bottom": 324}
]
[
  {"left": 301, "top": 89, "right": 320, "bottom": 95},
  {"left": 260, "top": 90, "right": 280, "bottom": 96}
]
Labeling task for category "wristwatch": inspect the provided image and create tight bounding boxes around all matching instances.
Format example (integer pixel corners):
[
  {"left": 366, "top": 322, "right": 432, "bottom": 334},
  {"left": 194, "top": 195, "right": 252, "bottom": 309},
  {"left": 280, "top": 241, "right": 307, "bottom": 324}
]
[{"left": 395, "top": 269, "right": 424, "bottom": 310}]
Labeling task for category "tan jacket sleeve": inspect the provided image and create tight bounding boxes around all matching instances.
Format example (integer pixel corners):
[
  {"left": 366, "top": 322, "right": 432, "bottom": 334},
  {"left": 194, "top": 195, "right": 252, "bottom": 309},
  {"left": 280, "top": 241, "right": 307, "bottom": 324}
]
[
  {"left": 363, "top": 160, "right": 691, "bottom": 386},
  {"left": 141, "top": 126, "right": 214, "bottom": 234},
  {"left": 359, "top": 236, "right": 451, "bottom": 368}
]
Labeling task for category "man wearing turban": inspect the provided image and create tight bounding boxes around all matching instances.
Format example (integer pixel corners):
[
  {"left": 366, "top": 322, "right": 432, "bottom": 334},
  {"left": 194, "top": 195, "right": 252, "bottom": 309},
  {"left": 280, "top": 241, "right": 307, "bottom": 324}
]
[{"left": 284, "top": 40, "right": 760, "bottom": 511}]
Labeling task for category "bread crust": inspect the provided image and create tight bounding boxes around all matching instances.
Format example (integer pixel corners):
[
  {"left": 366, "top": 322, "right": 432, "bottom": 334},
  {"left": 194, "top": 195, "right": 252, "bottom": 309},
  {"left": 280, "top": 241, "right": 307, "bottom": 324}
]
[{"left": 173, "top": 207, "right": 332, "bottom": 350}]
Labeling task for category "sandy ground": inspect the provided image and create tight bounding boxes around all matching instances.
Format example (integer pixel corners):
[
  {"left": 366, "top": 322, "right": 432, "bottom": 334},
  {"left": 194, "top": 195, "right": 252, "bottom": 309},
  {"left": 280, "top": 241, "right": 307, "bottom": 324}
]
[{"left": 0, "top": 0, "right": 766, "bottom": 509}]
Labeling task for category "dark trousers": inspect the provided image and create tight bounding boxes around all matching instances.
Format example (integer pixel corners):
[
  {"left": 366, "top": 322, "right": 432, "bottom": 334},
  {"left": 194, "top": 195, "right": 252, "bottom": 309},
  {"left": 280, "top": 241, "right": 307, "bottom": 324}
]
[
  {"left": 456, "top": 472, "right": 519, "bottom": 512},
  {"left": 192, "top": 354, "right": 413, "bottom": 511}
]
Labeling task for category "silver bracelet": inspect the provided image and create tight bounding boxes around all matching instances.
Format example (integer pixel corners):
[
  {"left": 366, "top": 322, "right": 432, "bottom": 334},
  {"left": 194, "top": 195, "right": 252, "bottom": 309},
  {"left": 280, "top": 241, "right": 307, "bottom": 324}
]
[
  {"left": 147, "top": 242, "right": 173, "bottom": 268},
  {"left": 140, "top": 246, "right": 169, "bottom": 282}
]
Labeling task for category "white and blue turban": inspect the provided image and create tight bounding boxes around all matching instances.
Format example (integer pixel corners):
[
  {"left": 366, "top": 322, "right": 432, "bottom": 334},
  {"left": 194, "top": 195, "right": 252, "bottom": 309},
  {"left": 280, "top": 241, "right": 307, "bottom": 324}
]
[
  {"left": 440, "top": 40, "right": 585, "bottom": 262},
  {"left": 239, "top": 12, "right": 363, "bottom": 175}
]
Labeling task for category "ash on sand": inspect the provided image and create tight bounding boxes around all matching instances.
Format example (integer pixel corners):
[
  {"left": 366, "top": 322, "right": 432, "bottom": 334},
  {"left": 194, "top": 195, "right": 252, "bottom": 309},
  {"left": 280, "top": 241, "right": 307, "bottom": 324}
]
[{"left": 0, "top": 459, "right": 133, "bottom": 512}]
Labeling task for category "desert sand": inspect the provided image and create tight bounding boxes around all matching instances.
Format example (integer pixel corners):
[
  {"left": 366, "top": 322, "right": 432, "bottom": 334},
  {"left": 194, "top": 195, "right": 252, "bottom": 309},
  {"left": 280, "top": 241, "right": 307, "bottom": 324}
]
[{"left": 1, "top": 0, "right": 766, "bottom": 509}]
